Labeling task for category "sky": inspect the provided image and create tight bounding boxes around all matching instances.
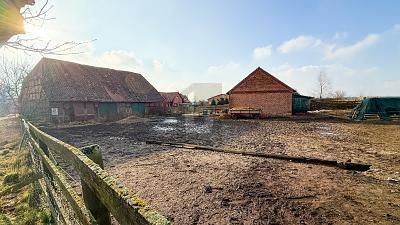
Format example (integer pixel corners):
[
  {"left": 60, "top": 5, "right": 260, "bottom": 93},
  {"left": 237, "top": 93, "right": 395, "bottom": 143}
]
[{"left": 3, "top": 0, "right": 400, "bottom": 97}]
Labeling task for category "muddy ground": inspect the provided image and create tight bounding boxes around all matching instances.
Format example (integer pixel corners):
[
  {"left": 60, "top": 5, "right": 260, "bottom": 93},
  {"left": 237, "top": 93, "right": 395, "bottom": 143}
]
[{"left": 44, "top": 116, "right": 400, "bottom": 225}]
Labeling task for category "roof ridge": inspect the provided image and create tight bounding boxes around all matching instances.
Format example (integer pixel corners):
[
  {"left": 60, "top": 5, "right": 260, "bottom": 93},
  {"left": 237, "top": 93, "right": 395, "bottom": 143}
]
[
  {"left": 39, "top": 57, "right": 143, "bottom": 75},
  {"left": 227, "top": 67, "right": 294, "bottom": 94}
]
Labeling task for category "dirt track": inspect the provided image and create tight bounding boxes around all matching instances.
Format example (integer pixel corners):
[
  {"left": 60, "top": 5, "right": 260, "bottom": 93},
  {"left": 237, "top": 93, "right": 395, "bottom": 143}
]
[{"left": 44, "top": 116, "right": 400, "bottom": 225}]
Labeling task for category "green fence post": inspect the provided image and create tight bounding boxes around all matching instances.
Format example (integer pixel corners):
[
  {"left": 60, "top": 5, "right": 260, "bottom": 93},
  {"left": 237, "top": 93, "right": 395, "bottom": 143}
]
[{"left": 80, "top": 145, "right": 112, "bottom": 225}]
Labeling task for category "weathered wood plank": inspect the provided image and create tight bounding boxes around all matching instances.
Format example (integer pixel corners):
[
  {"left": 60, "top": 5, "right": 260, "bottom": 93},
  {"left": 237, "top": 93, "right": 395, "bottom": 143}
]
[
  {"left": 27, "top": 121, "right": 170, "bottom": 225},
  {"left": 80, "top": 145, "right": 112, "bottom": 225},
  {"left": 38, "top": 178, "right": 68, "bottom": 225},
  {"left": 29, "top": 136, "right": 97, "bottom": 225}
]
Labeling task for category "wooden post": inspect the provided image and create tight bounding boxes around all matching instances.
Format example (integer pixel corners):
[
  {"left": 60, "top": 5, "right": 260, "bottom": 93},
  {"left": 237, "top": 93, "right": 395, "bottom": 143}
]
[{"left": 80, "top": 145, "right": 111, "bottom": 225}]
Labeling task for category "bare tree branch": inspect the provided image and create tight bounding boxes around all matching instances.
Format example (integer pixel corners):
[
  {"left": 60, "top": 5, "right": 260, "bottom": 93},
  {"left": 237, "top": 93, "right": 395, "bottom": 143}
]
[
  {"left": 316, "top": 71, "right": 332, "bottom": 99},
  {"left": 0, "top": 56, "right": 32, "bottom": 110},
  {"left": 4, "top": 37, "right": 94, "bottom": 55},
  {"left": 333, "top": 90, "right": 346, "bottom": 99},
  {"left": 22, "top": 0, "right": 54, "bottom": 21},
  {"left": 1, "top": 0, "right": 92, "bottom": 55}
]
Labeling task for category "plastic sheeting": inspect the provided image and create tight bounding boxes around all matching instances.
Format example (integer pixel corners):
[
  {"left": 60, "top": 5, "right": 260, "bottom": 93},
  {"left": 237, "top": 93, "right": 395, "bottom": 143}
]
[{"left": 352, "top": 97, "right": 400, "bottom": 120}]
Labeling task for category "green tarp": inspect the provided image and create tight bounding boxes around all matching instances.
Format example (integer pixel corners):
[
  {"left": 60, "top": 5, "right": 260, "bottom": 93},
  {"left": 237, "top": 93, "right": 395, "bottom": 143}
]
[{"left": 352, "top": 97, "right": 400, "bottom": 120}]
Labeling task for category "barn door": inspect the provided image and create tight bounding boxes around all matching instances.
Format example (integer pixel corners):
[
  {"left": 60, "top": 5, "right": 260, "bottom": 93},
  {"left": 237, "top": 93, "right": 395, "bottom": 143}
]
[
  {"left": 98, "top": 102, "right": 118, "bottom": 118},
  {"left": 131, "top": 103, "right": 145, "bottom": 115}
]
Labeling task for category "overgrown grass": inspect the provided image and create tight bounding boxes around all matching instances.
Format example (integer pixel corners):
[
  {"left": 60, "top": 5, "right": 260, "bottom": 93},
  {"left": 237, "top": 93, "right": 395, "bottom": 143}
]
[{"left": 0, "top": 117, "right": 53, "bottom": 225}]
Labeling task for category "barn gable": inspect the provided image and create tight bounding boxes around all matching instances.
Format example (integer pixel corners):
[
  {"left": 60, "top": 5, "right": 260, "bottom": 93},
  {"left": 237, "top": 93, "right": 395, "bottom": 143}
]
[
  {"left": 227, "top": 67, "right": 295, "bottom": 117},
  {"left": 228, "top": 67, "right": 294, "bottom": 94}
]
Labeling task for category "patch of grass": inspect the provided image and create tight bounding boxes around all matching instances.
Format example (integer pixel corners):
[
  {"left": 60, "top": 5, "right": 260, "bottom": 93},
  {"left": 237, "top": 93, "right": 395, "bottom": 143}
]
[
  {"left": 3, "top": 172, "right": 20, "bottom": 185},
  {"left": 17, "top": 208, "right": 40, "bottom": 225},
  {"left": 0, "top": 212, "right": 12, "bottom": 225},
  {"left": 0, "top": 117, "right": 52, "bottom": 224},
  {"left": 13, "top": 206, "right": 53, "bottom": 225},
  {"left": 27, "top": 183, "right": 42, "bottom": 208},
  {"left": 39, "top": 210, "right": 53, "bottom": 224},
  {"left": 0, "top": 149, "right": 10, "bottom": 156},
  {"left": 3, "top": 141, "right": 19, "bottom": 150}
]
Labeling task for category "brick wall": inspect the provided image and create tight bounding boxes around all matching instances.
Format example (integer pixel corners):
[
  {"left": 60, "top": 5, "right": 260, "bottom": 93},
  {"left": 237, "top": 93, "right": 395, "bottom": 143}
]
[
  {"left": 228, "top": 68, "right": 293, "bottom": 117},
  {"left": 230, "top": 92, "right": 292, "bottom": 117}
]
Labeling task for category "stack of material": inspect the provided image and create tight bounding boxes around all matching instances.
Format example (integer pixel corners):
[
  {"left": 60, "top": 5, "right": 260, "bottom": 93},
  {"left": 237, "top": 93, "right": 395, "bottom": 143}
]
[{"left": 351, "top": 97, "right": 400, "bottom": 120}]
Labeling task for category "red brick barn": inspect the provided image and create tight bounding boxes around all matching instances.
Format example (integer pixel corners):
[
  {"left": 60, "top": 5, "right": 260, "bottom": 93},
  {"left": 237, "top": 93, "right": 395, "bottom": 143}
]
[
  {"left": 227, "top": 67, "right": 294, "bottom": 118},
  {"left": 161, "top": 92, "right": 184, "bottom": 108},
  {"left": 160, "top": 92, "right": 191, "bottom": 112}
]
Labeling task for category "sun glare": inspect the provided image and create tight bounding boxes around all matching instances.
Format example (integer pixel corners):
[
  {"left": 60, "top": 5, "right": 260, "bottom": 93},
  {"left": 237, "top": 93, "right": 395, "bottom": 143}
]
[{"left": 24, "top": 23, "right": 48, "bottom": 38}]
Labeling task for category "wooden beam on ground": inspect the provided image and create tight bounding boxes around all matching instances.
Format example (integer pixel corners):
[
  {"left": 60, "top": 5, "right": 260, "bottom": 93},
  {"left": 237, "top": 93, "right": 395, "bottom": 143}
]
[{"left": 145, "top": 140, "right": 372, "bottom": 172}]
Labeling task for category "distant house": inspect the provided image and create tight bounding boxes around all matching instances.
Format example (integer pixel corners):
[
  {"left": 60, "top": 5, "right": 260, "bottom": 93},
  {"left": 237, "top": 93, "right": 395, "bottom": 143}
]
[
  {"left": 19, "top": 58, "right": 163, "bottom": 122},
  {"left": 227, "top": 67, "right": 297, "bottom": 117},
  {"left": 208, "top": 94, "right": 229, "bottom": 105},
  {"left": 160, "top": 92, "right": 190, "bottom": 111}
]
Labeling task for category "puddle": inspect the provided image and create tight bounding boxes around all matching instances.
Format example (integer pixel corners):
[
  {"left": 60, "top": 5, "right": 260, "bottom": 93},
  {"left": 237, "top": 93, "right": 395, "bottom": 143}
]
[
  {"left": 161, "top": 118, "right": 178, "bottom": 124},
  {"left": 184, "top": 123, "right": 211, "bottom": 134},
  {"left": 152, "top": 117, "right": 213, "bottom": 134},
  {"left": 153, "top": 125, "right": 175, "bottom": 132}
]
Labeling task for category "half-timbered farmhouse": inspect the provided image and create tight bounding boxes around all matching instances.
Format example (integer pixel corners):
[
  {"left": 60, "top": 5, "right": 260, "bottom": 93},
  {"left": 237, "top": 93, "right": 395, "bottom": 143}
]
[{"left": 19, "top": 58, "right": 163, "bottom": 122}]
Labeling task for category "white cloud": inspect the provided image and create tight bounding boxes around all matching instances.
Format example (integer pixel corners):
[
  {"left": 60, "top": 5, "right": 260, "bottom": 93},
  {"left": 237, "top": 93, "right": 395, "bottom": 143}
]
[
  {"left": 383, "top": 80, "right": 400, "bottom": 88},
  {"left": 152, "top": 59, "right": 164, "bottom": 73},
  {"left": 207, "top": 62, "right": 240, "bottom": 74},
  {"left": 393, "top": 24, "right": 400, "bottom": 31},
  {"left": 276, "top": 30, "right": 385, "bottom": 61},
  {"left": 207, "top": 62, "right": 242, "bottom": 92},
  {"left": 271, "top": 63, "right": 367, "bottom": 96},
  {"left": 55, "top": 47, "right": 146, "bottom": 74},
  {"left": 324, "top": 34, "right": 380, "bottom": 60},
  {"left": 382, "top": 80, "right": 400, "bottom": 96},
  {"left": 277, "top": 35, "right": 321, "bottom": 53},
  {"left": 95, "top": 50, "right": 144, "bottom": 73},
  {"left": 253, "top": 45, "right": 272, "bottom": 60},
  {"left": 333, "top": 32, "right": 348, "bottom": 39},
  {"left": 364, "top": 67, "right": 378, "bottom": 74},
  {"left": 53, "top": 45, "right": 190, "bottom": 92}
]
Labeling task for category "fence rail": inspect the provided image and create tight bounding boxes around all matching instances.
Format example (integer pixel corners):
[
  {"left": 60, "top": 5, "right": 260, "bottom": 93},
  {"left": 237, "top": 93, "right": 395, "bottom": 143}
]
[{"left": 21, "top": 119, "right": 170, "bottom": 225}]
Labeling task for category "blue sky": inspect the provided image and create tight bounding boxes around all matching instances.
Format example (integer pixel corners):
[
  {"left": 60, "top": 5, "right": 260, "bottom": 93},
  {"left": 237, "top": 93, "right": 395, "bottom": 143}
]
[{"left": 4, "top": 0, "right": 400, "bottom": 97}]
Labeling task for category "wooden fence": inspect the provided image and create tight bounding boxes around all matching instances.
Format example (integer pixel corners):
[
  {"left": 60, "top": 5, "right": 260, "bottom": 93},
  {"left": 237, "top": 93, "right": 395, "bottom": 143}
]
[{"left": 21, "top": 119, "right": 170, "bottom": 225}]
